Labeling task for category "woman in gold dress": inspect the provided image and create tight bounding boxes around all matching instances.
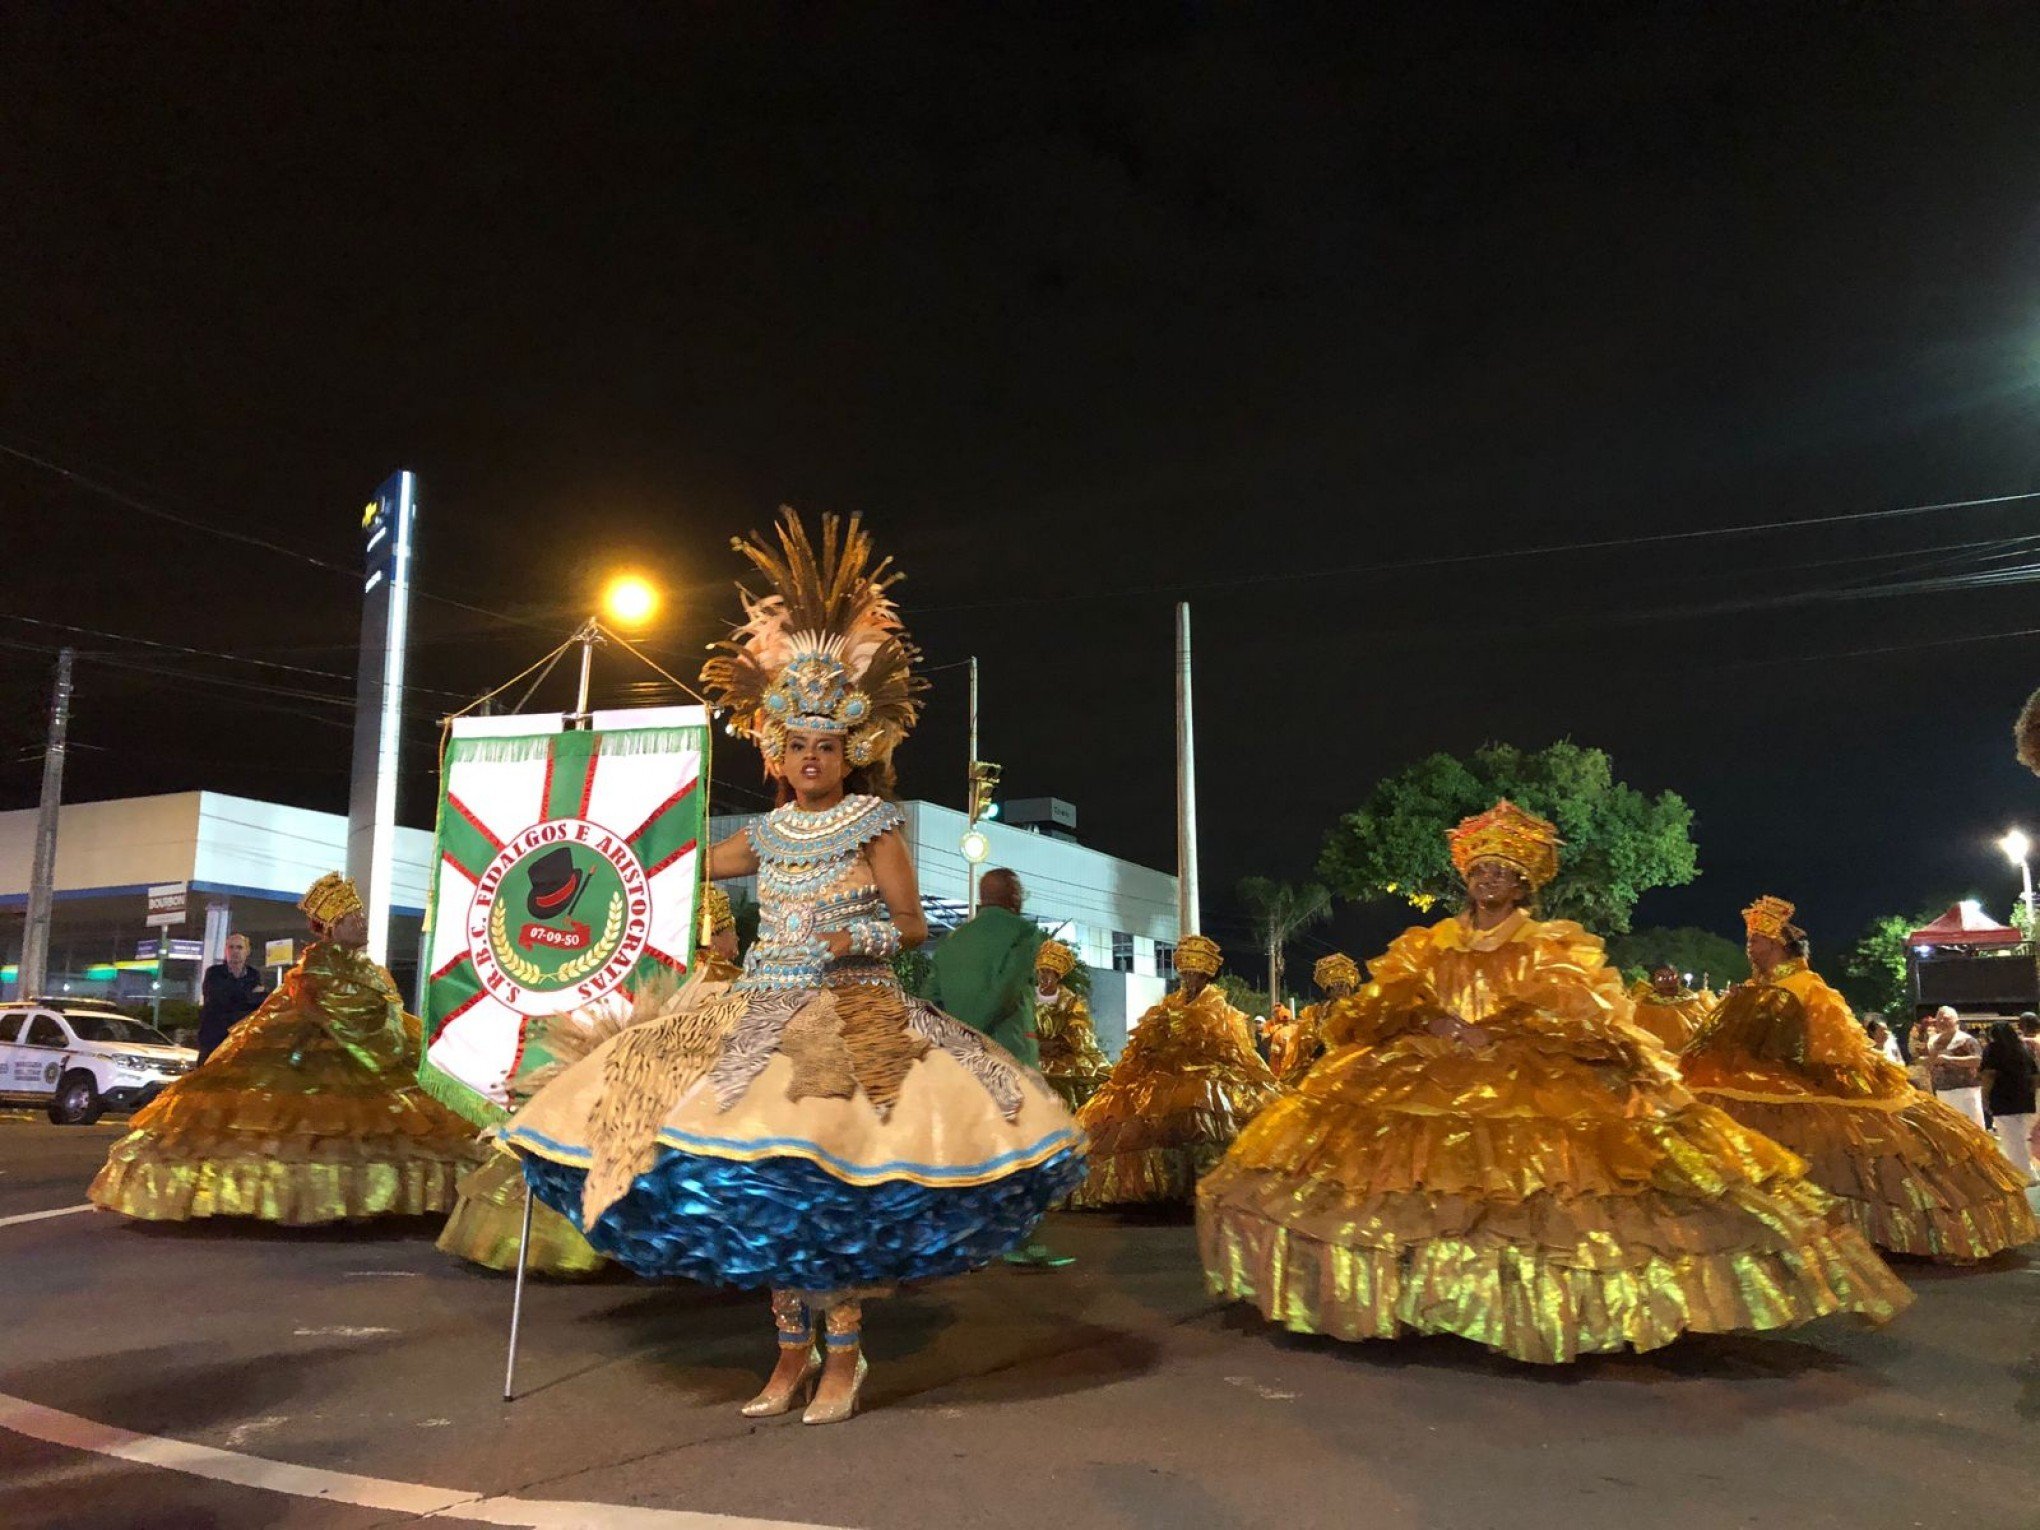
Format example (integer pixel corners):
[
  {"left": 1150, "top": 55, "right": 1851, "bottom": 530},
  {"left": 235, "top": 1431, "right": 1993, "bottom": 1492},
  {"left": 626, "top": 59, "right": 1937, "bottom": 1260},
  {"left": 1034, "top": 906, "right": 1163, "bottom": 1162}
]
[
  {"left": 1066, "top": 934, "right": 1278, "bottom": 1207},
  {"left": 1268, "top": 954, "right": 1359, "bottom": 1084},
  {"left": 1033, "top": 940, "right": 1112, "bottom": 1112},
  {"left": 436, "top": 889, "right": 747, "bottom": 1275},
  {"left": 1681, "top": 897, "right": 2035, "bottom": 1261},
  {"left": 1199, "top": 802, "right": 1910, "bottom": 1363},
  {"left": 1628, "top": 962, "right": 1713, "bottom": 1052},
  {"left": 91, "top": 874, "right": 482, "bottom": 1224}
]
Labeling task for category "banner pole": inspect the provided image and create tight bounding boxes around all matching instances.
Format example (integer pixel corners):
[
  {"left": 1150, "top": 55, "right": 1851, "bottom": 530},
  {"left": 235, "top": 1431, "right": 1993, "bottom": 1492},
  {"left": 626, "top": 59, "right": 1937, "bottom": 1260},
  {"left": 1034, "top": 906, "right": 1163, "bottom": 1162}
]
[{"left": 503, "top": 1182, "right": 536, "bottom": 1401}]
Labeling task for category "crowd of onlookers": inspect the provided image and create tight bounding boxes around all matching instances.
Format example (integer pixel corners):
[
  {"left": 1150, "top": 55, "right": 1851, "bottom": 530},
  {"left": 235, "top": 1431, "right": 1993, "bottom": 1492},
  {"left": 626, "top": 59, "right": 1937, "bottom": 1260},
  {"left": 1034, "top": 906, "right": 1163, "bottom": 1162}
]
[{"left": 1863, "top": 1007, "right": 2040, "bottom": 1186}]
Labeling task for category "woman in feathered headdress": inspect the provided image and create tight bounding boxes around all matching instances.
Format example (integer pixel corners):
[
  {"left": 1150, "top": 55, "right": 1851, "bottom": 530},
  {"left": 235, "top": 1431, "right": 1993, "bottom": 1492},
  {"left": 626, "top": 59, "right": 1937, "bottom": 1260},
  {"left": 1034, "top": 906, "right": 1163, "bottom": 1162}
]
[
  {"left": 91, "top": 874, "right": 483, "bottom": 1224},
  {"left": 1199, "top": 802, "right": 1912, "bottom": 1363},
  {"left": 508, "top": 510, "right": 1085, "bottom": 1424},
  {"left": 1680, "top": 897, "right": 2035, "bottom": 1260}
]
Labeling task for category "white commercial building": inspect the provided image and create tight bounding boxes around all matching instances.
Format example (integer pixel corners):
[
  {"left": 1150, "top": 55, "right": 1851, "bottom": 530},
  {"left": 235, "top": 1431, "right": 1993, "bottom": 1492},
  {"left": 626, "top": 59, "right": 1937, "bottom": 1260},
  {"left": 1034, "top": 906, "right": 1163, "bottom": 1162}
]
[{"left": 0, "top": 792, "right": 432, "bottom": 1007}]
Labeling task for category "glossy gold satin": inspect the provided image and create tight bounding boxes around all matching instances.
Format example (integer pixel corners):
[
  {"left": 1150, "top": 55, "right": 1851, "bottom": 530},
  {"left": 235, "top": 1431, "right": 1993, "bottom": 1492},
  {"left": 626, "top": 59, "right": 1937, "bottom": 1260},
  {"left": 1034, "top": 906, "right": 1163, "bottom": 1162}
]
[
  {"left": 1199, "top": 911, "right": 1912, "bottom": 1362},
  {"left": 1626, "top": 981, "right": 1711, "bottom": 1053},
  {"left": 1035, "top": 989, "right": 1111, "bottom": 1112},
  {"left": 1068, "top": 986, "right": 1276, "bottom": 1207},
  {"left": 1683, "top": 963, "right": 2036, "bottom": 1260},
  {"left": 1267, "top": 1003, "right": 1330, "bottom": 1085},
  {"left": 90, "top": 942, "right": 483, "bottom": 1224},
  {"left": 436, "top": 1147, "right": 607, "bottom": 1276}
]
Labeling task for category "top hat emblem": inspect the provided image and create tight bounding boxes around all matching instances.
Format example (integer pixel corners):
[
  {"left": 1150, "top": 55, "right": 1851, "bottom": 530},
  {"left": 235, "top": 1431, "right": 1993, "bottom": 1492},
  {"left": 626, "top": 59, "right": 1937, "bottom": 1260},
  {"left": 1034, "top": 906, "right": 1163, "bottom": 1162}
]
[{"left": 524, "top": 847, "right": 590, "bottom": 922}]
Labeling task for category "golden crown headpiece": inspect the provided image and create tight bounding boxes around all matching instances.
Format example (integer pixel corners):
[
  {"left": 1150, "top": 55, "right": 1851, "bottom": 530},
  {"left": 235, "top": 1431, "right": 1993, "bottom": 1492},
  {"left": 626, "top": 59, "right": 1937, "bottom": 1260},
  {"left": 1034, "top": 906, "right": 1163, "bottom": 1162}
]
[
  {"left": 701, "top": 510, "right": 924, "bottom": 780},
  {"left": 699, "top": 886, "right": 735, "bottom": 942},
  {"left": 1743, "top": 895, "right": 1803, "bottom": 942},
  {"left": 1314, "top": 953, "right": 1361, "bottom": 991},
  {"left": 299, "top": 872, "right": 364, "bottom": 927},
  {"left": 1034, "top": 940, "right": 1078, "bottom": 978},
  {"left": 1447, "top": 799, "right": 1563, "bottom": 891},
  {"left": 1175, "top": 933, "right": 1223, "bottom": 977}
]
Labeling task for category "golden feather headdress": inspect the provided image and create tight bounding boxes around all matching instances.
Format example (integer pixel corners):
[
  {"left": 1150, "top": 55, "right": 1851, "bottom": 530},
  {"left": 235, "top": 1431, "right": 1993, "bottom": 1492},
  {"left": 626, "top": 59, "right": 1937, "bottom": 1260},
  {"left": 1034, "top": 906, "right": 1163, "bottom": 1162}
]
[
  {"left": 699, "top": 885, "right": 735, "bottom": 942},
  {"left": 1034, "top": 940, "right": 1078, "bottom": 978},
  {"left": 1313, "top": 953, "right": 1360, "bottom": 992},
  {"left": 1742, "top": 895, "right": 1804, "bottom": 943},
  {"left": 299, "top": 872, "right": 364, "bottom": 927},
  {"left": 1447, "top": 799, "right": 1562, "bottom": 891},
  {"left": 1175, "top": 933, "right": 1223, "bottom": 978},
  {"left": 700, "top": 509, "right": 924, "bottom": 785}
]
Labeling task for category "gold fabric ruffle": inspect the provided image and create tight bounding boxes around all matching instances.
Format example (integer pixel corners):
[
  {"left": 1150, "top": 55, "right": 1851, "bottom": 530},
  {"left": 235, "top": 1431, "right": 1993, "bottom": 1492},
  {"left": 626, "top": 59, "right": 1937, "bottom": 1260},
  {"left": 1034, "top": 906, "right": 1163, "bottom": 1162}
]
[
  {"left": 1705, "top": 1094, "right": 2037, "bottom": 1261},
  {"left": 1199, "top": 914, "right": 1912, "bottom": 1361},
  {"left": 1037, "top": 991, "right": 1112, "bottom": 1111},
  {"left": 89, "top": 944, "right": 483, "bottom": 1225},
  {"left": 437, "top": 1148, "right": 606, "bottom": 1276},
  {"left": 1067, "top": 988, "right": 1276, "bottom": 1208}
]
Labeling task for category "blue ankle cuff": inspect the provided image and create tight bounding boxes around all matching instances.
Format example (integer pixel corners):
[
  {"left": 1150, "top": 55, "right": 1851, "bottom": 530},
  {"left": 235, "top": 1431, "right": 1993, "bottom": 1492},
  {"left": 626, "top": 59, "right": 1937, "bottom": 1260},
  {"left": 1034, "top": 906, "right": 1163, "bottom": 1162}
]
[{"left": 824, "top": 1332, "right": 860, "bottom": 1350}]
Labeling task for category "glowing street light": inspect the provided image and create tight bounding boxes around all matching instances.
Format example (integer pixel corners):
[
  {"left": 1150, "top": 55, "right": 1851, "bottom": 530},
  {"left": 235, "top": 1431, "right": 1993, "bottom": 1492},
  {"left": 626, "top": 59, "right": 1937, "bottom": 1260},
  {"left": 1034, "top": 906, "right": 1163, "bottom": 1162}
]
[
  {"left": 2000, "top": 828, "right": 2035, "bottom": 931},
  {"left": 601, "top": 573, "right": 660, "bottom": 629}
]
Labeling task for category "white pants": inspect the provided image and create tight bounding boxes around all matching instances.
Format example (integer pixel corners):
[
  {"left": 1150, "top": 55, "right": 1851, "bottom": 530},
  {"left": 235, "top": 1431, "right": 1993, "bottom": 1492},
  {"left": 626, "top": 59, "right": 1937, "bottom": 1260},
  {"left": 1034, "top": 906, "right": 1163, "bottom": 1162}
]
[
  {"left": 1992, "top": 1114, "right": 2035, "bottom": 1177},
  {"left": 1936, "top": 1085, "right": 1986, "bottom": 1126}
]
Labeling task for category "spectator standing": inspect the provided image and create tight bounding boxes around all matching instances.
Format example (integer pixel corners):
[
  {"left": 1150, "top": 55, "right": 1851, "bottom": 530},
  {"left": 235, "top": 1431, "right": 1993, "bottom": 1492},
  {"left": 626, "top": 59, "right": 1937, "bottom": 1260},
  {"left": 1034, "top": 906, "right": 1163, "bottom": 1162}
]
[
  {"left": 1922, "top": 1007, "right": 1985, "bottom": 1126},
  {"left": 1864, "top": 1015, "right": 1903, "bottom": 1066},
  {"left": 1979, "top": 1021, "right": 2039, "bottom": 1207},
  {"left": 196, "top": 933, "right": 266, "bottom": 1065}
]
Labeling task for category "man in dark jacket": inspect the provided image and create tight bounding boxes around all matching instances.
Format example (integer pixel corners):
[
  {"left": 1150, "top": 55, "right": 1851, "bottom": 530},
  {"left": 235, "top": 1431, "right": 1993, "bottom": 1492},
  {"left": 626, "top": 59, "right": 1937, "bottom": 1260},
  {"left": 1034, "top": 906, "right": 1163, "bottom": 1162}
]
[{"left": 196, "top": 933, "right": 266, "bottom": 1064}]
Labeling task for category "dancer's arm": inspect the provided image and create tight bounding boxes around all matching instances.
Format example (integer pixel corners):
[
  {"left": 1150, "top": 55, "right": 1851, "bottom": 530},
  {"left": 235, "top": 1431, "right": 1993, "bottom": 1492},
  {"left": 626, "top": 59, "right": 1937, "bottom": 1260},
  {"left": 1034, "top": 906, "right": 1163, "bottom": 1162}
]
[{"left": 705, "top": 827, "right": 759, "bottom": 880}]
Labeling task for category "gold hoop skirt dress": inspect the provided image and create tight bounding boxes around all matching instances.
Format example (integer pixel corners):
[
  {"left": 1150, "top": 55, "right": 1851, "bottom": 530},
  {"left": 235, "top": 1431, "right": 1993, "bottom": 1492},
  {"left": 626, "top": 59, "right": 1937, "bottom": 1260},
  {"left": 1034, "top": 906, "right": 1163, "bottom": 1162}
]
[
  {"left": 1198, "top": 913, "right": 1911, "bottom": 1363},
  {"left": 1067, "top": 985, "right": 1278, "bottom": 1207},
  {"left": 91, "top": 942, "right": 482, "bottom": 1224},
  {"left": 1035, "top": 986, "right": 1113, "bottom": 1113},
  {"left": 1681, "top": 963, "right": 2035, "bottom": 1261}
]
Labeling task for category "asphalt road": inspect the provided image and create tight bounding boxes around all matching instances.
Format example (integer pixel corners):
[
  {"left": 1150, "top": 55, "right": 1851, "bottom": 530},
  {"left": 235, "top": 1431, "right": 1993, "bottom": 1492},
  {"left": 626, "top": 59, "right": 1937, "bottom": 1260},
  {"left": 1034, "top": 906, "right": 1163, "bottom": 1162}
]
[{"left": 1, "top": 1119, "right": 2035, "bottom": 1530}]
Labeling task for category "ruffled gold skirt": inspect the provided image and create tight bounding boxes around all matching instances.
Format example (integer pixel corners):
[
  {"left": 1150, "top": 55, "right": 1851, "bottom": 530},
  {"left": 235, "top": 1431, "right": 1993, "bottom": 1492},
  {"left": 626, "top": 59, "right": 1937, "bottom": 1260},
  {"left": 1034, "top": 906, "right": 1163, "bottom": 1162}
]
[
  {"left": 1701, "top": 1092, "right": 2037, "bottom": 1261},
  {"left": 1198, "top": 1035, "right": 1912, "bottom": 1362},
  {"left": 1068, "top": 1056, "right": 1277, "bottom": 1209},
  {"left": 90, "top": 1019, "right": 482, "bottom": 1226},
  {"left": 436, "top": 1147, "right": 607, "bottom": 1276}
]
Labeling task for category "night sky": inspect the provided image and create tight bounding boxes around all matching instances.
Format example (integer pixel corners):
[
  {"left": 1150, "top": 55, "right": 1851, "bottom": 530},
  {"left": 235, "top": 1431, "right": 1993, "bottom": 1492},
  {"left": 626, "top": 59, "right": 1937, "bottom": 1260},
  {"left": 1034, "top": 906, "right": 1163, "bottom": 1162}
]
[{"left": 6, "top": 8, "right": 2040, "bottom": 967}]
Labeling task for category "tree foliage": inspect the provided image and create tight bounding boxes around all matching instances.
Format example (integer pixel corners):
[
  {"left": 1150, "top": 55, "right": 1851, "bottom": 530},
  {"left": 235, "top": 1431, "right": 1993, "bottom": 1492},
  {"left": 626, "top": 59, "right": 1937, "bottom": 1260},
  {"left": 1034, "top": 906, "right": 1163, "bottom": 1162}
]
[
  {"left": 1606, "top": 926, "right": 1748, "bottom": 988},
  {"left": 1840, "top": 909, "right": 1936, "bottom": 1018},
  {"left": 1236, "top": 876, "right": 1332, "bottom": 1013},
  {"left": 1316, "top": 741, "right": 1697, "bottom": 935}
]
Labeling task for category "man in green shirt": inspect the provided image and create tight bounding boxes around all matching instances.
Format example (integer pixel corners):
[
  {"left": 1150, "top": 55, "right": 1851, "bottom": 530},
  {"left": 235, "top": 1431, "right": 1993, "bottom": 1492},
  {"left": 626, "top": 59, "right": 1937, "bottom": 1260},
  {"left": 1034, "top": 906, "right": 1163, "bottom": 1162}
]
[
  {"left": 923, "top": 868, "right": 1046, "bottom": 1066},
  {"left": 922, "top": 868, "right": 1071, "bottom": 1268}
]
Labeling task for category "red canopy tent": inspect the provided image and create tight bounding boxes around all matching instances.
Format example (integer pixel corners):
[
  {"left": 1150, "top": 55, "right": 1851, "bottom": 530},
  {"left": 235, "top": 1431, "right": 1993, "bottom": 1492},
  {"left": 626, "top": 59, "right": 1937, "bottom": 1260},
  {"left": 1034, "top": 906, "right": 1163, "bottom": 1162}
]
[{"left": 1907, "top": 903, "right": 2023, "bottom": 948}]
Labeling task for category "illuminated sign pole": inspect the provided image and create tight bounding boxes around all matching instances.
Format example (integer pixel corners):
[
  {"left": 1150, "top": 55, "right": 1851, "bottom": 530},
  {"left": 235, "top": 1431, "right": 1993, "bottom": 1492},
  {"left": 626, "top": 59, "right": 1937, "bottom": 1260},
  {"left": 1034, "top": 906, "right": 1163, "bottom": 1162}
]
[{"left": 345, "top": 470, "right": 418, "bottom": 963}]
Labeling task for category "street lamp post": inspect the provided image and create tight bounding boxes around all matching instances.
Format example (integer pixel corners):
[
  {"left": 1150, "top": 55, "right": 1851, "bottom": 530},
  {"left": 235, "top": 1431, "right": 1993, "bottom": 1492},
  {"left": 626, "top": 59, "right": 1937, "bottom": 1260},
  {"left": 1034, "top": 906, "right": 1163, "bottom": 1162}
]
[{"left": 1999, "top": 829, "right": 2034, "bottom": 934}]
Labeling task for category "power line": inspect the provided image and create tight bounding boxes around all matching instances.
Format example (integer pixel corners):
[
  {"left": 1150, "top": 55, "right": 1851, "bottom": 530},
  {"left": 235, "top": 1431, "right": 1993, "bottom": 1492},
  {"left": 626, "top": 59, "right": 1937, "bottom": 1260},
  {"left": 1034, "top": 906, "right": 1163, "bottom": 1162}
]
[{"left": 909, "top": 489, "right": 2040, "bottom": 613}]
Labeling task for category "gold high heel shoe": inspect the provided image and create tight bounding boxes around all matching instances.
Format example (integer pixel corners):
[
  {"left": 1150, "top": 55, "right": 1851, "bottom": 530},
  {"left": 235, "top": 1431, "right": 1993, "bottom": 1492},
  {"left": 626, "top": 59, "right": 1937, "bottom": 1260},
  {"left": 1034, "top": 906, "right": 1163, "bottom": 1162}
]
[
  {"left": 802, "top": 1349, "right": 868, "bottom": 1426},
  {"left": 740, "top": 1345, "right": 821, "bottom": 1418}
]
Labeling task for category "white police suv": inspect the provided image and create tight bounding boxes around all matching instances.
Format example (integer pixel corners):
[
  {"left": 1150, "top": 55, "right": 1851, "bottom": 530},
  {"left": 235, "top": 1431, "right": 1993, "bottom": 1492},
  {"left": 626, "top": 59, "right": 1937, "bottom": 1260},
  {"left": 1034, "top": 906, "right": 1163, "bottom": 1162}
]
[{"left": 0, "top": 1002, "right": 197, "bottom": 1124}]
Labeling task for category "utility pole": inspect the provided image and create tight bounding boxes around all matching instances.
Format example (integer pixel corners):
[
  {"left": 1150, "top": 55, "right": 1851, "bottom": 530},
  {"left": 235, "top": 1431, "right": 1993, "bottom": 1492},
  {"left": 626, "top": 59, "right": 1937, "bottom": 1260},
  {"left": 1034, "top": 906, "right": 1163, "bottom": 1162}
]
[
  {"left": 20, "top": 647, "right": 74, "bottom": 999},
  {"left": 967, "top": 657, "right": 980, "bottom": 916},
  {"left": 1175, "top": 603, "right": 1200, "bottom": 939}
]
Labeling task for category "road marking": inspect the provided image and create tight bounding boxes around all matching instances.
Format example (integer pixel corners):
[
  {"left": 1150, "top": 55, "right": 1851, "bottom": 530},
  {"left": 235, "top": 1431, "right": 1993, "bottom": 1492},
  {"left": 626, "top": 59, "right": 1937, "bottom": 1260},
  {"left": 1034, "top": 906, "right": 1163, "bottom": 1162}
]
[
  {"left": 292, "top": 1325, "right": 396, "bottom": 1338},
  {"left": 0, "top": 1391, "right": 850, "bottom": 1528},
  {"left": 0, "top": 1203, "right": 93, "bottom": 1229}
]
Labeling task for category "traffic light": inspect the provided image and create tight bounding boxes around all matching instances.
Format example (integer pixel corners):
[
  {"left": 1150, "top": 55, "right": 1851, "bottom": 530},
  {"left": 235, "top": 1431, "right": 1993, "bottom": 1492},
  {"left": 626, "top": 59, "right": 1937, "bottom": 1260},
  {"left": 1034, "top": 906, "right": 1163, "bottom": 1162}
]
[{"left": 968, "top": 760, "right": 1002, "bottom": 823}]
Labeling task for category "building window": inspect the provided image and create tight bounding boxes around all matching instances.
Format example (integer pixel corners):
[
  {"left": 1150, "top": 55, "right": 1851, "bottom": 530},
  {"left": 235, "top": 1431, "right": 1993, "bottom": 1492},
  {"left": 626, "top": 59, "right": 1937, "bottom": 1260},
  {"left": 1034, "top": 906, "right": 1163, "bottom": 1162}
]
[
  {"left": 1155, "top": 942, "right": 1175, "bottom": 979},
  {"left": 1111, "top": 932, "right": 1134, "bottom": 973}
]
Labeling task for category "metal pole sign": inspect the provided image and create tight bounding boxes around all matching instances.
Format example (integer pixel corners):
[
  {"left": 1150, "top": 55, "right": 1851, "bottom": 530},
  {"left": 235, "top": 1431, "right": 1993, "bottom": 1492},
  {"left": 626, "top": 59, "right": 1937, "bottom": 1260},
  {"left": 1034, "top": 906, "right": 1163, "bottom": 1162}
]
[{"left": 145, "top": 882, "right": 189, "bottom": 929}]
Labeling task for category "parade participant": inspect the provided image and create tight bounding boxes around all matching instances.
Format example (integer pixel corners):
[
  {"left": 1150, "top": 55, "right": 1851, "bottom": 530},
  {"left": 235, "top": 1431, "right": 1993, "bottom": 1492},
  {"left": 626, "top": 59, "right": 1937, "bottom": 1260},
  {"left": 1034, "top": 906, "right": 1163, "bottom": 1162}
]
[
  {"left": 91, "top": 874, "right": 482, "bottom": 1224},
  {"left": 507, "top": 511, "right": 1085, "bottom": 1426},
  {"left": 1681, "top": 897, "right": 2036, "bottom": 1261},
  {"left": 437, "top": 888, "right": 747, "bottom": 1276},
  {"left": 922, "top": 868, "right": 1044, "bottom": 1063},
  {"left": 1628, "top": 962, "right": 1711, "bottom": 1052},
  {"left": 1066, "top": 934, "right": 1277, "bottom": 1208},
  {"left": 1198, "top": 804, "right": 1910, "bottom": 1364},
  {"left": 1269, "top": 954, "right": 1359, "bottom": 1084},
  {"left": 1032, "top": 940, "right": 1112, "bottom": 1112}
]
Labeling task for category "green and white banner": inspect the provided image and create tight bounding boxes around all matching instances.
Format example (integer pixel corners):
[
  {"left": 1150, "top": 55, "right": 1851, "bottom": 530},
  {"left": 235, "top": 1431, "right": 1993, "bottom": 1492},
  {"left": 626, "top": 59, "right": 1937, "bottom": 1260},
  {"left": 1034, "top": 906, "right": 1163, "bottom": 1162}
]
[{"left": 420, "top": 706, "right": 710, "bottom": 1125}]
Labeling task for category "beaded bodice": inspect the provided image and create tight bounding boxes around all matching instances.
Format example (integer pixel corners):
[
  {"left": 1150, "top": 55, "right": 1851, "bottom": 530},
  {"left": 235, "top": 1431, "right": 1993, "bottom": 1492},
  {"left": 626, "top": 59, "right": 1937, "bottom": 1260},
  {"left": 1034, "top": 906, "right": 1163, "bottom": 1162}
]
[{"left": 737, "top": 795, "right": 905, "bottom": 991}]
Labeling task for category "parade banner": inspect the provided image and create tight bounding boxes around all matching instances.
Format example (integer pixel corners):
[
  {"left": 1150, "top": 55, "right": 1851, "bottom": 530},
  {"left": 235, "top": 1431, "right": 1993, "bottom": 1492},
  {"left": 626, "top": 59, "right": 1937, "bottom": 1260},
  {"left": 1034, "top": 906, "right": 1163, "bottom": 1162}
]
[{"left": 420, "top": 706, "right": 709, "bottom": 1125}]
